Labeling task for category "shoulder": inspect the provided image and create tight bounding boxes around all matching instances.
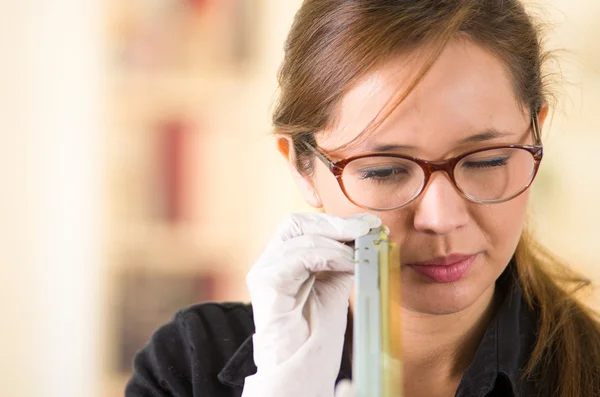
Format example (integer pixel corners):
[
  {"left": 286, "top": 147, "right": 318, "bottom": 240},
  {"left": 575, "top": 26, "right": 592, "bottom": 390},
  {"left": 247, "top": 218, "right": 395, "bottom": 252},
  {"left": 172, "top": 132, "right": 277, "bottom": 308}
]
[
  {"left": 176, "top": 301, "right": 254, "bottom": 341},
  {"left": 125, "top": 302, "right": 255, "bottom": 397},
  {"left": 171, "top": 302, "right": 255, "bottom": 357}
]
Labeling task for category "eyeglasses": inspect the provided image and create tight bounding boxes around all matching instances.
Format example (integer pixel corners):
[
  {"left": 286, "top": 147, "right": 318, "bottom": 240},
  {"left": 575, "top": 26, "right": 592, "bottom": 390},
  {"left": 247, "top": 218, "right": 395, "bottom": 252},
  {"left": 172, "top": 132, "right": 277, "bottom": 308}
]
[{"left": 304, "top": 114, "right": 543, "bottom": 211}]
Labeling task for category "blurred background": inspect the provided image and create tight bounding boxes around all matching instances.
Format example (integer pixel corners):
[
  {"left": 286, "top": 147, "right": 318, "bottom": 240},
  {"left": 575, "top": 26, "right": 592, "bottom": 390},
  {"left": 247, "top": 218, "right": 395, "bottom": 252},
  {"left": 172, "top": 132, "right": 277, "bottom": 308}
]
[{"left": 1, "top": 1, "right": 599, "bottom": 396}]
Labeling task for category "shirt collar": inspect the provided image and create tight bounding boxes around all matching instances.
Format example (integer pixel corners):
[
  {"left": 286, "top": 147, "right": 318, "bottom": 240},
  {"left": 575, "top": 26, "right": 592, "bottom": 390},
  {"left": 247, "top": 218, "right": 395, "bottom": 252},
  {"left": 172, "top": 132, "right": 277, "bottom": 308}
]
[{"left": 217, "top": 333, "right": 256, "bottom": 388}]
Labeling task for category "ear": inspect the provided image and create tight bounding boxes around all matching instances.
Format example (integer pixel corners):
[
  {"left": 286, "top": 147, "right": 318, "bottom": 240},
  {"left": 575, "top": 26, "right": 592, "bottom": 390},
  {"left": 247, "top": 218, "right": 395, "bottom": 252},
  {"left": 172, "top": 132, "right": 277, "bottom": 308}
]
[
  {"left": 276, "top": 134, "right": 323, "bottom": 209},
  {"left": 537, "top": 105, "right": 549, "bottom": 128}
]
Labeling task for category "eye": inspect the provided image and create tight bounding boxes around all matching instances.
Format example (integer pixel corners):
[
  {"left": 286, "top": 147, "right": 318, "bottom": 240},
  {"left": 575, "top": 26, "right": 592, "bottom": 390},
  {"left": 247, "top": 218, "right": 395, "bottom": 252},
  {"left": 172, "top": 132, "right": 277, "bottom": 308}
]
[
  {"left": 462, "top": 157, "right": 509, "bottom": 169},
  {"left": 358, "top": 166, "right": 409, "bottom": 181}
]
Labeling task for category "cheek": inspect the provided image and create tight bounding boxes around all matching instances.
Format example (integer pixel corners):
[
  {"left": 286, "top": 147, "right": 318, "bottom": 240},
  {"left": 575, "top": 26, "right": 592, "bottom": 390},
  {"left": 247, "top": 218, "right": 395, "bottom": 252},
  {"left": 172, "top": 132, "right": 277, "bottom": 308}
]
[{"left": 474, "top": 191, "right": 530, "bottom": 256}]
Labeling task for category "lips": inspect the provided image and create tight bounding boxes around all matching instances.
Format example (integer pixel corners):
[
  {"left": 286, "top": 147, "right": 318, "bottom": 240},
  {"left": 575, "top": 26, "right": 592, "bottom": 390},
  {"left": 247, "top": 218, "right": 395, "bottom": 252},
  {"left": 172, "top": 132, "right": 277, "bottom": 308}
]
[
  {"left": 406, "top": 253, "right": 479, "bottom": 283},
  {"left": 408, "top": 254, "right": 476, "bottom": 267}
]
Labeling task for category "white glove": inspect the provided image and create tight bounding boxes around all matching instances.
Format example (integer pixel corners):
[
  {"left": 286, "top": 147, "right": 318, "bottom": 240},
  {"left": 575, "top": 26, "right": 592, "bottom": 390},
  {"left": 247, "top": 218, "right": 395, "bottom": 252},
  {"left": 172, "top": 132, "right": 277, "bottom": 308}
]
[
  {"left": 241, "top": 212, "right": 381, "bottom": 397},
  {"left": 334, "top": 380, "right": 357, "bottom": 397}
]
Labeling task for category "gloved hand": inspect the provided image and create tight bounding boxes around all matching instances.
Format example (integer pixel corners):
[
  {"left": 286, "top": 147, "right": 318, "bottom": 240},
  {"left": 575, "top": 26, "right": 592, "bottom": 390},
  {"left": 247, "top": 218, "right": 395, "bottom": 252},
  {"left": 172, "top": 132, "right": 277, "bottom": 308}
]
[
  {"left": 334, "top": 380, "right": 357, "bottom": 397},
  {"left": 241, "top": 212, "right": 381, "bottom": 397}
]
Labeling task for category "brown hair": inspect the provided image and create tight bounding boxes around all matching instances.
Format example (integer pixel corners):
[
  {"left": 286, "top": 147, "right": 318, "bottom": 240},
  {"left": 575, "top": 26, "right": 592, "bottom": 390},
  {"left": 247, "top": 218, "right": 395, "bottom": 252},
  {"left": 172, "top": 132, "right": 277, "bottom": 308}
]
[{"left": 273, "top": 1, "right": 600, "bottom": 395}]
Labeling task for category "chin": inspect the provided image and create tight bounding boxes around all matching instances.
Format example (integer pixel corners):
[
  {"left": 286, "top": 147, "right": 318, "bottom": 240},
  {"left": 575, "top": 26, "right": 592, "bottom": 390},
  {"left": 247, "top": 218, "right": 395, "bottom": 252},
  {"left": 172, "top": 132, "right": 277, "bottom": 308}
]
[
  {"left": 407, "top": 298, "right": 476, "bottom": 316},
  {"left": 405, "top": 294, "right": 475, "bottom": 315},
  {"left": 400, "top": 273, "right": 496, "bottom": 316}
]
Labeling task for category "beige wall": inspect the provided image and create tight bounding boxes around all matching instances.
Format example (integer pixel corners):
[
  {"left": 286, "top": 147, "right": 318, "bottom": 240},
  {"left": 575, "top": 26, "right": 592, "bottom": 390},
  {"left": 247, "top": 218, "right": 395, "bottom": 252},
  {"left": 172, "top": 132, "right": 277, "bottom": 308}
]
[
  {"left": 1, "top": 1, "right": 104, "bottom": 396},
  {"left": 529, "top": 1, "right": 600, "bottom": 280},
  {"left": 1, "top": 1, "right": 599, "bottom": 396}
]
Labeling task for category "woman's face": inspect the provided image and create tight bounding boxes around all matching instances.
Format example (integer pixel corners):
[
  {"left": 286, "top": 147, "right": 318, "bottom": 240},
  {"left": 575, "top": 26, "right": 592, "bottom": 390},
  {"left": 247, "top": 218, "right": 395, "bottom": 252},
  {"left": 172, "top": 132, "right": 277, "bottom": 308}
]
[{"left": 290, "top": 39, "right": 546, "bottom": 315}]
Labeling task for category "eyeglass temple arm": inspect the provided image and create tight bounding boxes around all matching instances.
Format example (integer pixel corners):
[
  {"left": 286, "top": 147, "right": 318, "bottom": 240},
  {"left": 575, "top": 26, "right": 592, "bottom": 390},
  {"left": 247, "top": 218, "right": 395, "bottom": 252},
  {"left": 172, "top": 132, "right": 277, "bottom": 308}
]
[
  {"left": 302, "top": 141, "right": 334, "bottom": 169},
  {"left": 532, "top": 112, "right": 542, "bottom": 146}
]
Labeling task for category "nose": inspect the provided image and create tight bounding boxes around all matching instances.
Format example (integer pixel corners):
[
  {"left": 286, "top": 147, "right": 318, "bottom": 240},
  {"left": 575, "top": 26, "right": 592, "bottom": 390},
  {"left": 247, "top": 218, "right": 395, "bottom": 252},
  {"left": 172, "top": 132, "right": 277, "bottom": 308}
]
[{"left": 413, "top": 172, "right": 469, "bottom": 235}]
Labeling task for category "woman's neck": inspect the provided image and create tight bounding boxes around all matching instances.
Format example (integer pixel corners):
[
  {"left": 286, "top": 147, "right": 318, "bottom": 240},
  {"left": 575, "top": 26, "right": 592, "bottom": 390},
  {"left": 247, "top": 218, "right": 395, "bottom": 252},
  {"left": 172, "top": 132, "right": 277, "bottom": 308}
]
[{"left": 400, "top": 284, "right": 498, "bottom": 397}]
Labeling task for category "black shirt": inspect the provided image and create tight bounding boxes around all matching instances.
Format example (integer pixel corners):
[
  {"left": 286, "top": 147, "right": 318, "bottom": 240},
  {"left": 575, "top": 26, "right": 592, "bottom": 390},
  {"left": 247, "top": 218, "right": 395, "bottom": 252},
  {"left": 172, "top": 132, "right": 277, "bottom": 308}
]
[{"left": 125, "top": 267, "right": 539, "bottom": 397}]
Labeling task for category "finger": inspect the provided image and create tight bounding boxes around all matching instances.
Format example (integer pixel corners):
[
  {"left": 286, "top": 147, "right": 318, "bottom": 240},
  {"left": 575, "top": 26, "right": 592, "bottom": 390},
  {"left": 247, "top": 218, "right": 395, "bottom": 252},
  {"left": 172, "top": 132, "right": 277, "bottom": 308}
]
[
  {"left": 269, "top": 212, "right": 382, "bottom": 248},
  {"left": 248, "top": 238, "right": 355, "bottom": 294},
  {"left": 278, "top": 235, "right": 356, "bottom": 272},
  {"left": 247, "top": 236, "right": 355, "bottom": 316}
]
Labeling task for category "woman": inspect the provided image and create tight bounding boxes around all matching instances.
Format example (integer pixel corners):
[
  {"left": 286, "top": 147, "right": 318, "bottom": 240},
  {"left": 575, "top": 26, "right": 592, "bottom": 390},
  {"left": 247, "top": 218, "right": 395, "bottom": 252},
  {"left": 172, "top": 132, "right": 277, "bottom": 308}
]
[{"left": 126, "top": 1, "right": 600, "bottom": 396}]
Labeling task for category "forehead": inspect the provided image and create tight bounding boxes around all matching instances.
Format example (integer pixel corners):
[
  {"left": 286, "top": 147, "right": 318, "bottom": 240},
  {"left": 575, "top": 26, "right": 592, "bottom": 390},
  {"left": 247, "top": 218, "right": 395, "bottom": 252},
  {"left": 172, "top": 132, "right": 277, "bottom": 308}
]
[{"left": 318, "top": 38, "right": 528, "bottom": 157}]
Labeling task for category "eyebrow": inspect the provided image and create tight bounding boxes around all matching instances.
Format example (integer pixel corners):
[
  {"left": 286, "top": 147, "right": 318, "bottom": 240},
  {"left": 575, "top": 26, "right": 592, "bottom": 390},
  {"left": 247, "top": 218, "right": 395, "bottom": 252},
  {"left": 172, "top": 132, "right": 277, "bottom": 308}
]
[
  {"left": 458, "top": 128, "right": 515, "bottom": 144},
  {"left": 364, "top": 128, "right": 515, "bottom": 153},
  {"left": 366, "top": 143, "right": 416, "bottom": 152}
]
